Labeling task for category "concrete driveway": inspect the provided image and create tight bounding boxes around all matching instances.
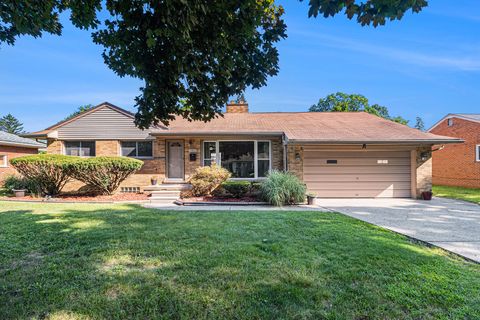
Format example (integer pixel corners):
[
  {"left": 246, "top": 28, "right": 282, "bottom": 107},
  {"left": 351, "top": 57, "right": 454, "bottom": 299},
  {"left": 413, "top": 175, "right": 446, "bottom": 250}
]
[{"left": 317, "top": 197, "right": 480, "bottom": 263}]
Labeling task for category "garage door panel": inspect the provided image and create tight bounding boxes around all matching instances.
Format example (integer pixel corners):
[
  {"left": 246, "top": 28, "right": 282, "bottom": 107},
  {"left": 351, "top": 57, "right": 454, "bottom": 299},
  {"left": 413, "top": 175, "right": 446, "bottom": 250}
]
[
  {"left": 303, "top": 173, "right": 411, "bottom": 182},
  {"left": 310, "top": 189, "right": 412, "bottom": 198},
  {"left": 303, "top": 158, "right": 411, "bottom": 166},
  {"left": 306, "top": 181, "right": 411, "bottom": 190},
  {"left": 304, "top": 165, "right": 411, "bottom": 174},
  {"left": 303, "top": 150, "right": 411, "bottom": 198},
  {"left": 304, "top": 151, "right": 410, "bottom": 158}
]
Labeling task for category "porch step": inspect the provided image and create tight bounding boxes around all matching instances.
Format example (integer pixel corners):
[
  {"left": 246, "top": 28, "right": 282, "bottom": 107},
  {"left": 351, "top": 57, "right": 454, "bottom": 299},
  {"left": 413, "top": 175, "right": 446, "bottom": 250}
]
[
  {"left": 150, "top": 190, "right": 182, "bottom": 199},
  {"left": 147, "top": 183, "right": 191, "bottom": 204},
  {"left": 144, "top": 183, "right": 192, "bottom": 192}
]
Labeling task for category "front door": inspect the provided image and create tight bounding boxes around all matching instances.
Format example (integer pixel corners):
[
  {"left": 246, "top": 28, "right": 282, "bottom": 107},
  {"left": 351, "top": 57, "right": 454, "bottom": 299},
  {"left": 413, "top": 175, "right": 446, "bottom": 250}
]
[{"left": 167, "top": 140, "right": 184, "bottom": 179}]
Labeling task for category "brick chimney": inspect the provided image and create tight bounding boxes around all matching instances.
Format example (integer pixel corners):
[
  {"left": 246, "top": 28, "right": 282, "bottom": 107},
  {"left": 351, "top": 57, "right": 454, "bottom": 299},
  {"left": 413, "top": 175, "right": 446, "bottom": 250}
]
[{"left": 226, "top": 100, "right": 249, "bottom": 113}]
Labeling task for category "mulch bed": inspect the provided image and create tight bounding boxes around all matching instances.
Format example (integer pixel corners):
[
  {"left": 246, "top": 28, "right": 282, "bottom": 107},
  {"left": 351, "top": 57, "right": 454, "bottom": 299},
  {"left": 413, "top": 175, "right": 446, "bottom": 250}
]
[
  {"left": 182, "top": 196, "right": 261, "bottom": 203},
  {"left": 0, "top": 193, "right": 149, "bottom": 203}
]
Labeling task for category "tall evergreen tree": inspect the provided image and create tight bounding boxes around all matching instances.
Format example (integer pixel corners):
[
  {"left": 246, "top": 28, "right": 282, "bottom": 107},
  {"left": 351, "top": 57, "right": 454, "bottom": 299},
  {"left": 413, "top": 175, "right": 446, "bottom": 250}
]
[
  {"left": 414, "top": 116, "right": 425, "bottom": 131},
  {"left": 0, "top": 114, "right": 24, "bottom": 134}
]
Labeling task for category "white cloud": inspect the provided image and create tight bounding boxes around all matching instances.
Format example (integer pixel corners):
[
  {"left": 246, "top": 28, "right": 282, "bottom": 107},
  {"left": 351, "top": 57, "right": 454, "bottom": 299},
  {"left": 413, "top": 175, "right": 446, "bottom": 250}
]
[{"left": 290, "top": 30, "right": 480, "bottom": 71}]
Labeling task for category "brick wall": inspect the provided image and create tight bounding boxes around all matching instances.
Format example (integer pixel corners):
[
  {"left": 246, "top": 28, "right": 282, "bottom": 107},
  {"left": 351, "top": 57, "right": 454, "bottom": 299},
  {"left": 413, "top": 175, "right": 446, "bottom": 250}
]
[
  {"left": 430, "top": 117, "right": 480, "bottom": 188},
  {"left": 0, "top": 146, "right": 39, "bottom": 182},
  {"left": 46, "top": 136, "right": 284, "bottom": 192},
  {"left": 47, "top": 139, "right": 166, "bottom": 192},
  {"left": 413, "top": 146, "right": 433, "bottom": 197},
  {"left": 286, "top": 145, "right": 303, "bottom": 180}
]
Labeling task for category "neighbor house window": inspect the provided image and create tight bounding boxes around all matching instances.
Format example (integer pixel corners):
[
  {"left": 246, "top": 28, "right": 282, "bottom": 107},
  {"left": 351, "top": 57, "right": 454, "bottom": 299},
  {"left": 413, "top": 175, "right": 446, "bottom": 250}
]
[
  {"left": 202, "top": 140, "right": 271, "bottom": 179},
  {"left": 64, "top": 141, "right": 96, "bottom": 157},
  {"left": 476, "top": 145, "right": 480, "bottom": 162},
  {"left": 0, "top": 155, "right": 7, "bottom": 167},
  {"left": 121, "top": 141, "right": 153, "bottom": 158}
]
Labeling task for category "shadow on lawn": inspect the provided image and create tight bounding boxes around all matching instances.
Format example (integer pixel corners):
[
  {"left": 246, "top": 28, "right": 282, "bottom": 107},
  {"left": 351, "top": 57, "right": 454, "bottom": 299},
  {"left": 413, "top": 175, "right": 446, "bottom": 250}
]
[{"left": 0, "top": 204, "right": 479, "bottom": 319}]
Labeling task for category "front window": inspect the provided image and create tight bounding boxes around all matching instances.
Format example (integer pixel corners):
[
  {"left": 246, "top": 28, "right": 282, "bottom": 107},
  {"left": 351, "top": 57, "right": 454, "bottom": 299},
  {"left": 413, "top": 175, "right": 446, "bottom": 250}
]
[
  {"left": 121, "top": 141, "right": 153, "bottom": 158},
  {"left": 0, "top": 155, "right": 7, "bottom": 167},
  {"left": 220, "top": 141, "right": 255, "bottom": 178},
  {"left": 203, "top": 141, "right": 271, "bottom": 179},
  {"left": 64, "top": 141, "right": 96, "bottom": 157},
  {"left": 476, "top": 145, "right": 480, "bottom": 162}
]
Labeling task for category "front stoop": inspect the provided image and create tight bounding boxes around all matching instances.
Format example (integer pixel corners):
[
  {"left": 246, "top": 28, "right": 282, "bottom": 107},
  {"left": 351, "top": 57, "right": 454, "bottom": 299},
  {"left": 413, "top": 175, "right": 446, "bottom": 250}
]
[{"left": 145, "top": 183, "right": 192, "bottom": 204}]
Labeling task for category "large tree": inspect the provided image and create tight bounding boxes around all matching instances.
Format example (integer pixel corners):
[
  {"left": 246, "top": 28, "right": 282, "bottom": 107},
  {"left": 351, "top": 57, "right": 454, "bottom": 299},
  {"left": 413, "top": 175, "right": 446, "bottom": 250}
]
[
  {"left": 309, "top": 92, "right": 409, "bottom": 125},
  {"left": 1, "top": 1, "right": 428, "bottom": 127},
  {"left": 0, "top": 113, "right": 24, "bottom": 134}
]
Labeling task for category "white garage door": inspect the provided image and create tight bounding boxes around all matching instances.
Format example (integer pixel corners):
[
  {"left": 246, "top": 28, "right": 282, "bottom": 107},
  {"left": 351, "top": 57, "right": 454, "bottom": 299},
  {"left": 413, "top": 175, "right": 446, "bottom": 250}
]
[{"left": 303, "top": 150, "right": 411, "bottom": 198}]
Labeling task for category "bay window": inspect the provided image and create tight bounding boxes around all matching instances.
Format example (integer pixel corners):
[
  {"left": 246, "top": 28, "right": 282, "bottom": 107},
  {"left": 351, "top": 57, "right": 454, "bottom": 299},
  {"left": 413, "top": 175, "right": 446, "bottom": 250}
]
[
  {"left": 202, "top": 140, "right": 271, "bottom": 179},
  {"left": 64, "top": 141, "right": 96, "bottom": 157}
]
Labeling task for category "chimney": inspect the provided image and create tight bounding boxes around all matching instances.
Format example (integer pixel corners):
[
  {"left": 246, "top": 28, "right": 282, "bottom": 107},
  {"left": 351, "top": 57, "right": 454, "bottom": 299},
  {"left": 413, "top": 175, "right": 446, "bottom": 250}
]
[{"left": 226, "top": 100, "right": 249, "bottom": 113}]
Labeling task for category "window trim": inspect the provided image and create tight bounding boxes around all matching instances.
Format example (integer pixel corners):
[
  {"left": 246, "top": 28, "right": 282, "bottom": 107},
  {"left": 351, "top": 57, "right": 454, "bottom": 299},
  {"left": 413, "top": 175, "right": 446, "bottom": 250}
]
[
  {"left": 120, "top": 140, "right": 154, "bottom": 159},
  {"left": 202, "top": 140, "right": 272, "bottom": 180},
  {"left": 63, "top": 141, "right": 96, "bottom": 157},
  {"left": 476, "top": 144, "right": 480, "bottom": 162},
  {"left": 0, "top": 155, "right": 8, "bottom": 168}
]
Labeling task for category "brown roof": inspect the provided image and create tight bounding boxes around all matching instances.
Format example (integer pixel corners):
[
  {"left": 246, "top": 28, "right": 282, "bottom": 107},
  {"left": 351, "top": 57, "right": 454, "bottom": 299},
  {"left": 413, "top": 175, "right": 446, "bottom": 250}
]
[
  {"left": 24, "top": 100, "right": 461, "bottom": 144},
  {"left": 151, "top": 112, "right": 461, "bottom": 144}
]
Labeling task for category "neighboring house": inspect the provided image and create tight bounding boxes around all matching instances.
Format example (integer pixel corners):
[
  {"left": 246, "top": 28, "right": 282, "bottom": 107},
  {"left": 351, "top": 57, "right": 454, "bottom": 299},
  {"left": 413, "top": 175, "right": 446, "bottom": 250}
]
[
  {"left": 428, "top": 114, "right": 480, "bottom": 188},
  {"left": 24, "top": 102, "right": 460, "bottom": 198},
  {"left": 0, "top": 131, "right": 45, "bottom": 182}
]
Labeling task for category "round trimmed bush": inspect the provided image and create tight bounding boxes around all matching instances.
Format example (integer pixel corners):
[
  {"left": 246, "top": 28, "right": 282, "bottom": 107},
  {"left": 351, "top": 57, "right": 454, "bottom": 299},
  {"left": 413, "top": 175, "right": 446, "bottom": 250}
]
[
  {"left": 10, "top": 154, "right": 80, "bottom": 195},
  {"left": 260, "top": 170, "right": 306, "bottom": 206},
  {"left": 222, "top": 180, "right": 251, "bottom": 198},
  {"left": 189, "top": 164, "right": 231, "bottom": 196},
  {"left": 70, "top": 157, "right": 143, "bottom": 195}
]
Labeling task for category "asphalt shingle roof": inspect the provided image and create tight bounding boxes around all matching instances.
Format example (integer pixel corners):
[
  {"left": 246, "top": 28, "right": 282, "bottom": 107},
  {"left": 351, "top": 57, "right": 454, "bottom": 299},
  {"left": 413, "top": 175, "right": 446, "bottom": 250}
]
[
  {"left": 0, "top": 131, "right": 45, "bottom": 148},
  {"left": 150, "top": 112, "right": 460, "bottom": 144}
]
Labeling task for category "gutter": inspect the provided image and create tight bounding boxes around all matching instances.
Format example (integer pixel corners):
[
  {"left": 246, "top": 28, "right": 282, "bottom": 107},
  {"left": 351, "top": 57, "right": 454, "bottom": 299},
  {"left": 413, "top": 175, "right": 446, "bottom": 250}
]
[
  {"left": 149, "top": 131, "right": 285, "bottom": 136},
  {"left": 286, "top": 139, "right": 464, "bottom": 145},
  {"left": 0, "top": 141, "right": 46, "bottom": 149}
]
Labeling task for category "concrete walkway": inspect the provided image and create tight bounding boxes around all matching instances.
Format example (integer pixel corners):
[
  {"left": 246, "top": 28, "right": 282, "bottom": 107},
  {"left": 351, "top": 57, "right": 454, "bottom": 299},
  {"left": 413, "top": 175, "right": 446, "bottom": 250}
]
[{"left": 317, "top": 197, "right": 480, "bottom": 263}]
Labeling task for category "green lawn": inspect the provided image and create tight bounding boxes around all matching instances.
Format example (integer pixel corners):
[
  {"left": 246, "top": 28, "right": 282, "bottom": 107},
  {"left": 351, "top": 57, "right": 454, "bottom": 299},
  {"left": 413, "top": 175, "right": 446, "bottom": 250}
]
[
  {"left": 433, "top": 185, "right": 480, "bottom": 204},
  {"left": 1, "top": 202, "right": 479, "bottom": 319}
]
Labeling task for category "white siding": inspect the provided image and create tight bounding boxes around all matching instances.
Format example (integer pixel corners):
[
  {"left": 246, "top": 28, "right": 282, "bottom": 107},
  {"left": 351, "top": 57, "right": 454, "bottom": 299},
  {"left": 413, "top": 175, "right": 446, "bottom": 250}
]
[{"left": 57, "top": 107, "right": 151, "bottom": 140}]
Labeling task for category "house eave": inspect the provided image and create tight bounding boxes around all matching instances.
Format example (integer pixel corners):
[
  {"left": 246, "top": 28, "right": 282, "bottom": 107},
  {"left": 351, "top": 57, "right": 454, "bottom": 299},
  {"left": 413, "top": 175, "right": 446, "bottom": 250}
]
[
  {"left": 286, "top": 139, "right": 464, "bottom": 145},
  {"left": 149, "top": 131, "right": 285, "bottom": 137},
  {"left": 0, "top": 141, "right": 45, "bottom": 149}
]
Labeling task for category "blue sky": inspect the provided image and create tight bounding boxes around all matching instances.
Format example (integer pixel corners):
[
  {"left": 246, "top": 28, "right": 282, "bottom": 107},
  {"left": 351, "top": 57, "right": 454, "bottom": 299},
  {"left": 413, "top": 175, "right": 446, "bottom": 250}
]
[{"left": 0, "top": 0, "right": 479, "bottom": 132}]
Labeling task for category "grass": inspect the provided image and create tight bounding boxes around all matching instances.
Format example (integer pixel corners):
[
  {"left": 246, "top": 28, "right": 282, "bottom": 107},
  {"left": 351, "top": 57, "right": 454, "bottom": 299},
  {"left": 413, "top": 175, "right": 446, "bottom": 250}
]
[
  {"left": 0, "top": 202, "right": 479, "bottom": 319},
  {"left": 433, "top": 185, "right": 480, "bottom": 204}
]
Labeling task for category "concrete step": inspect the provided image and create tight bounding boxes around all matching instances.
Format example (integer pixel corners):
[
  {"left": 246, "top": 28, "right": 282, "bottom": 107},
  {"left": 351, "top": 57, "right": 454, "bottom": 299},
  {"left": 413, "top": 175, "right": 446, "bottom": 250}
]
[
  {"left": 144, "top": 184, "right": 192, "bottom": 192},
  {"left": 150, "top": 193, "right": 181, "bottom": 200}
]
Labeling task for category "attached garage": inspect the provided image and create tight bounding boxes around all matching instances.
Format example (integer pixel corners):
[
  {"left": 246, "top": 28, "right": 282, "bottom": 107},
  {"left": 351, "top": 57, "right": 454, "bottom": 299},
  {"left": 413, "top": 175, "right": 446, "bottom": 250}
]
[{"left": 303, "top": 148, "right": 412, "bottom": 198}]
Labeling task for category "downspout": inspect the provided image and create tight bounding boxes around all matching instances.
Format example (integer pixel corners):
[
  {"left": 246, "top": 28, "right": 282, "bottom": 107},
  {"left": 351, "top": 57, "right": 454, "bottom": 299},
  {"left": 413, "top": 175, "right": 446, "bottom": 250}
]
[{"left": 283, "top": 134, "right": 288, "bottom": 172}]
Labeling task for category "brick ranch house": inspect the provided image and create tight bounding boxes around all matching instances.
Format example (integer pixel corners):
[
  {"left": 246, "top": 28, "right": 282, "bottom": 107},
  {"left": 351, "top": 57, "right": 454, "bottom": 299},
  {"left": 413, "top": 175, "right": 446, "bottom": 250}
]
[
  {"left": 25, "top": 102, "right": 461, "bottom": 198},
  {"left": 428, "top": 114, "right": 480, "bottom": 188},
  {"left": 0, "top": 131, "right": 45, "bottom": 182}
]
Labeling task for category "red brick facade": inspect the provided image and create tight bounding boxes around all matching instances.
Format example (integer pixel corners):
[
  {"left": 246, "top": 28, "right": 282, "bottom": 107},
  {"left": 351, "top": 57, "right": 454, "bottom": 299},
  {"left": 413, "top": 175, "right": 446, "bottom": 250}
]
[
  {"left": 0, "top": 145, "right": 39, "bottom": 182},
  {"left": 429, "top": 117, "right": 480, "bottom": 188}
]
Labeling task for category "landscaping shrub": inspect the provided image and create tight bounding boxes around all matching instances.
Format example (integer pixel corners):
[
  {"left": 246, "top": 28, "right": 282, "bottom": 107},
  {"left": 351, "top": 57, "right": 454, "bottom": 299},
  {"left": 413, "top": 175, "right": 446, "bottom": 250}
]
[
  {"left": 260, "top": 170, "right": 306, "bottom": 206},
  {"left": 70, "top": 157, "right": 143, "bottom": 195},
  {"left": 10, "top": 154, "right": 79, "bottom": 195},
  {"left": 189, "top": 164, "right": 231, "bottom": 196},
  {"left": 222, "top": 180, "right": 251, "bottom": 198},
  {"left": 3, "top": 175, "right": 42, "bottom": 196}
]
